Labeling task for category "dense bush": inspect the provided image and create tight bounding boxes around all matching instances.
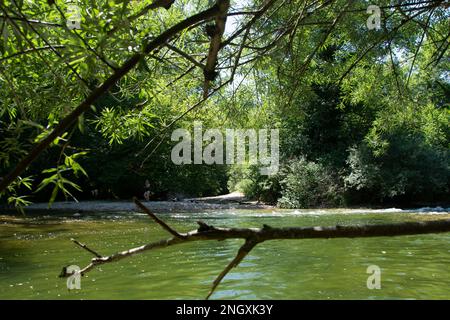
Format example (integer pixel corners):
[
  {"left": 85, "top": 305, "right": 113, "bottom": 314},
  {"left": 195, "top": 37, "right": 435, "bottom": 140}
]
[
  {"left": 345, "top": 105, "right": 450, "bottom": 204},
  {"left": 229, "top": 82, "right": 449, "bottom": 208},
  {"left": 227, "top": 165, "right": 280, "bottom": 204},
  {"left": 277, "top": 157, "right": 344, "bottom": 208}
]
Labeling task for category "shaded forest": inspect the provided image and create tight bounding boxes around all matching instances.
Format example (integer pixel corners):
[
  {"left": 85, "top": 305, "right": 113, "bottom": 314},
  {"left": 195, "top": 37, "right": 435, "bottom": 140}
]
[{"left": 0, "top": 0, "right": 449, "bottom": 210}]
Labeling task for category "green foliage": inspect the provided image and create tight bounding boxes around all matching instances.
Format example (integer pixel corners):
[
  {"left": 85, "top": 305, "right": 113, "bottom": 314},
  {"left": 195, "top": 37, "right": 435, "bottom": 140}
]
[
  {"left": 0, "top": 0, "right": 449, "bottom": 209},
  {"left": 35, "top": 152, "right": 88, "bottom": 206},
  {"left": 3, "top": 176, "right": 33, "bottom": 214},
  {"left": 93, "top": 106, "right": 156, "bottom": 144},
  {"left": 345, "top": 104, "right": 450, "bottom": 203},
  {"left": 228, "top": 165, "right": 280, "bottom": 204},
  {"left": 277, "top": 158, "right": 344, "bottom": 208}
]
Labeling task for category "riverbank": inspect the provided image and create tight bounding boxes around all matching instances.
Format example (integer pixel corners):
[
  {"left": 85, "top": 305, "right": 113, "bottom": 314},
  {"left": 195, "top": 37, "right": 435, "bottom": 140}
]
[
  {"left": 2, "top": 192, "right": 275, "bottom": 214},
  {"left": 1, "top": 192, "right": 449, "bottom": 215}
]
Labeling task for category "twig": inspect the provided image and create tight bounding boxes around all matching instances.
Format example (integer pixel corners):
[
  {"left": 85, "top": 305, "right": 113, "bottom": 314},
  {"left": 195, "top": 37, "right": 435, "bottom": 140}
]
[
  {"left": 165, "top": 43, "right": 206, "bottom": 69},
  {"left": 406, "top": 9, "right": 435, "bottom": 87},
  {"left": 107, "top": 0, "right": 175, "bottom": 36},
  {"left": 0, "top": 15, "right": 62, "bottom": 27},
  {"left": 138, "top": 79, "right": 231, "bottom": 166},
  {"left": 338, "top": 5, "right": 433, "bottom": 84},
  {"left": 133, "top": 198, "right": 185, "bottom": 239},
  {"left": 206, "top": 238, "right": 259, "bottom": 299},
  {"left": 71, "top": 238, "right": 102, "bottom": 258},
  {"left": 7, "top": 2, "right": 90, "bottom": 87},
  {"left": 0, "top": 45, "right": 65, "bottom": 62}
]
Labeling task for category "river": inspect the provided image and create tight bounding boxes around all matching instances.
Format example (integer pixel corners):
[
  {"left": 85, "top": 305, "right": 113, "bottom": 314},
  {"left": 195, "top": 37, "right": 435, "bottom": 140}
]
[{"left": 0, "top": 208, "right": 449, "bottom": 299}]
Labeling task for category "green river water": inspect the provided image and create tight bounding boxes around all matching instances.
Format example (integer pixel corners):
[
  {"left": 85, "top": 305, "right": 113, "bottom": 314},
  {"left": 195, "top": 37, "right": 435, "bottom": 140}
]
[{"left": 0, "top": 208, "right": 449, "bottom": 299}]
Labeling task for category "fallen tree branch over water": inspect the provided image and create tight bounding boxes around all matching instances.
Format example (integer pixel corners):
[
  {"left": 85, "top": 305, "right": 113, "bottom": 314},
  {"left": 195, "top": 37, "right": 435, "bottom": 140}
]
[{"left": 60, "top": 198, "right": 450, "bottom": 299}]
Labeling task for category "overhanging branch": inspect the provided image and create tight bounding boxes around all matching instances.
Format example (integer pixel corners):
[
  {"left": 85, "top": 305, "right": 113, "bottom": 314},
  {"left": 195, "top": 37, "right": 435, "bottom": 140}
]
[
  {"left": 203, "top": 0, "right": 230, "bottom": 98},
  {"left": 0, "top": 2, "right": 221, "bottom": 194},
  {"left": 107, "top": 0, "right": 176, "bottom": 36},
  {"left": 0, "top": 44, "right": 65, "bottom": 62},
  {"left": 165, "top": 43, "right": 206, "bottom": 70}
]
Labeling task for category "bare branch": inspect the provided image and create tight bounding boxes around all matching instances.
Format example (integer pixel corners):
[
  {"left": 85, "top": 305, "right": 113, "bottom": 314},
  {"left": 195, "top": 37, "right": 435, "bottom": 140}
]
[
  {"left": 0, "top": 45, "right": 65, "bottom": 62},
  {"left": 134, "top": 198, "right": 185, "bottom": 239},
  {"left": 406, "top": 9, "right": 435, "bottom": 87},
  {"left": 338, "top": 5, "right": 436, "bottom": 84},
  {"left": 71, "top": 238, "right": 103, "bottom": 258},
  {"left": 0, "top": 15, "right": 62, "bottom": 27},
  {"left": 206, "top": 238, "right": 259, "bottom": 299},
  {"left": 203, "top": 0, "right": 230, "bottom": 98},
  {"left": 107, "top": 0, "right": 175, "bottom": 36},
  {"left": 221, "top": 0, "right": 279, "bottom": 49},
  {"left": 229, "top": 23, "right": 250, "bottom": 82},
  {"left": 165, "top": 43, "right": 206, "bottom": 69},
  {"left": 6, "top": 3, "right": 90, "bottom": 87}
]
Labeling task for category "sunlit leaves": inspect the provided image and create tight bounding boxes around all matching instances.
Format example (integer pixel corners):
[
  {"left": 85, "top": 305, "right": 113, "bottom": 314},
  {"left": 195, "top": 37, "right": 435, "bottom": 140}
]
[
  {"left": 35, "top": 151, "right": 88, "bottom": 206},
  {"left": 94, "top": 106, "right": 157, "bottom": 144},
  {"left": 2, "top": 176, "right": 33, "bottom": 214},
  {"left": 0, "top": 0, "right": 448, "bottom": 207}
]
